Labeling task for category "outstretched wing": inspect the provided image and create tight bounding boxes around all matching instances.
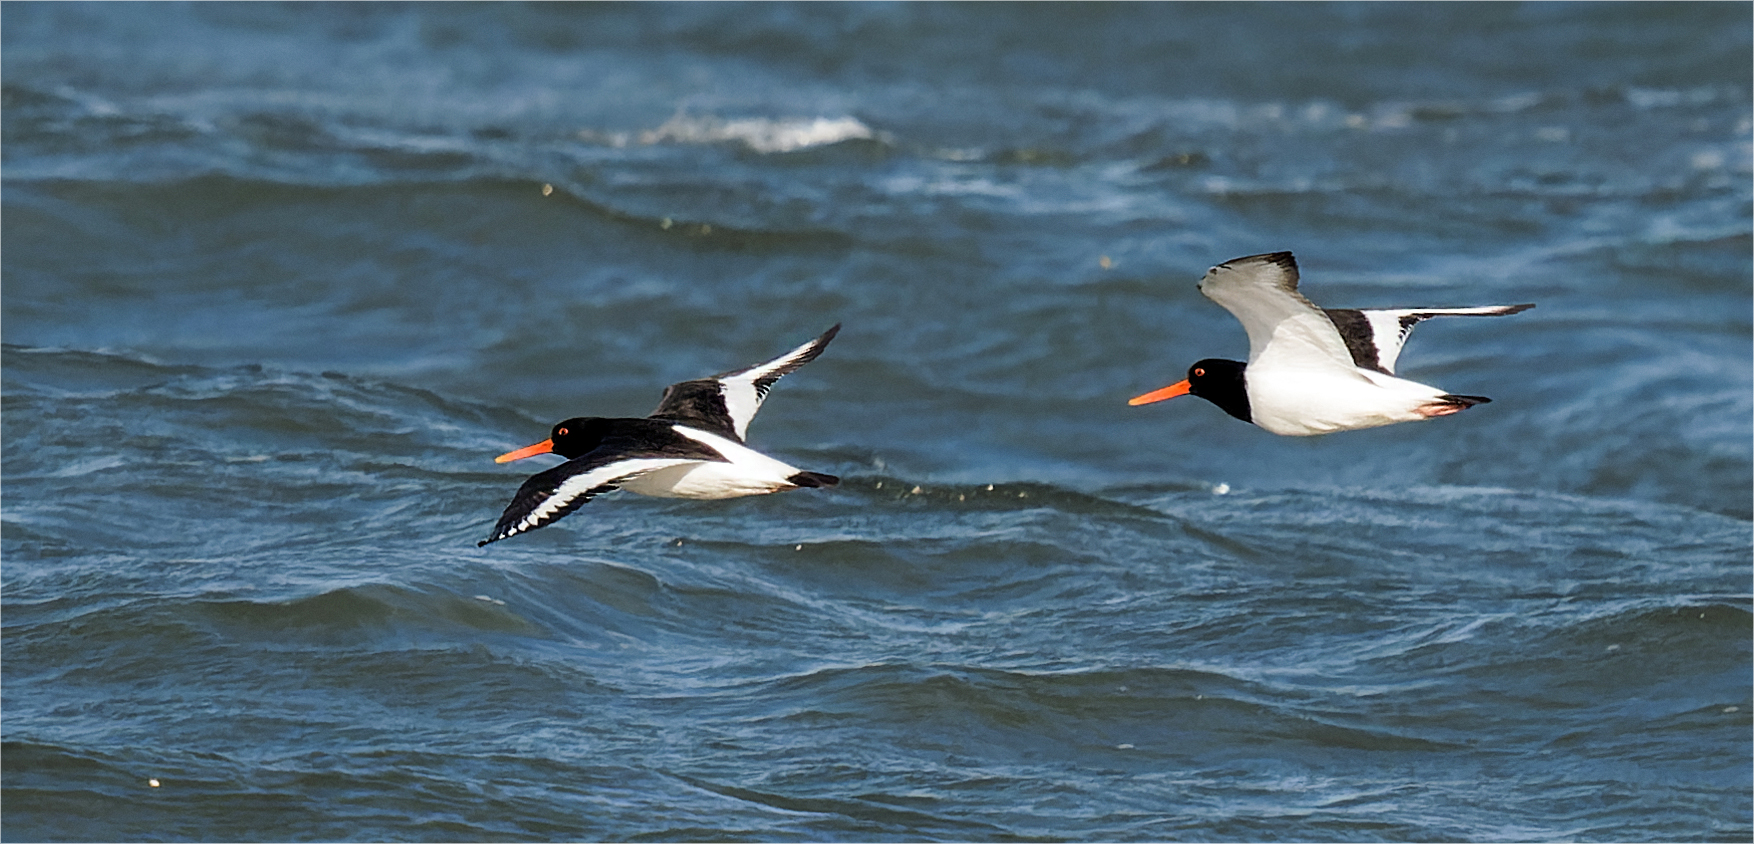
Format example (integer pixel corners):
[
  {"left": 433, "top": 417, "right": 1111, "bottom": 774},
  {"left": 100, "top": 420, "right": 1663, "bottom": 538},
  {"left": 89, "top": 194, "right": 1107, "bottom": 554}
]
[
  {"left": 648, "top": 323, "right": 840, "bottom": 442},
  {"left": 479, "top": 454, "right": 694, "bottom": 546},
  {"left": 1324, "top": 304, "right": 1535, "bottom": 374},
  {"left": 1196, "top": 252, "right": 1356, "bottom": 370}
]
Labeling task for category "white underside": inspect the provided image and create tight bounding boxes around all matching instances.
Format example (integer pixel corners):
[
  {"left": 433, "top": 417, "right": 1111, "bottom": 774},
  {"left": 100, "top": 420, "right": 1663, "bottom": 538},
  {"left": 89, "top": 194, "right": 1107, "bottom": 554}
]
[
  {"left": 1195, "top": 253, "right": 1508, "bottom": 436},
  {"left": 1246, "top": 366, "right": 1455, "bottom": 436},
  {"left": 620, "top": 426, "right": 806, "bottom": 499},
  {"left": 621, "top": 460, "right": 798, "bottom": 499}
]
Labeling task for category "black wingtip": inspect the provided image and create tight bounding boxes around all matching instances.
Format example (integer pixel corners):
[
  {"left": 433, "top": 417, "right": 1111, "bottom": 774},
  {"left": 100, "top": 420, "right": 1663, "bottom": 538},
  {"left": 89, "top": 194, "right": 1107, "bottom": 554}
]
[{"left": 1220, "top": 251, "right": 1297, "bottom": 272}]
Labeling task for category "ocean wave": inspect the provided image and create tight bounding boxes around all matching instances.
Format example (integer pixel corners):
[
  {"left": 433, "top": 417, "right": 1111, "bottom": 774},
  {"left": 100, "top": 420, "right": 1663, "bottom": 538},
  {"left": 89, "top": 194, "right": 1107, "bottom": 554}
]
[
  {"left": 6, "top": 3, "right": 1750, "bottom": 840},
  {"left": 583, "top": 113, "right": 888, "bottom": 154},
  {"left": 198, "top": 584, "right": 539, "bottom": 639},
  {"left": 663, "top": 770, "right": 1013, "bottom": 839},
  {"left": 843, "top": 475, "right": 1193, "bottom": 518},
  {"left": 741, "top": 661, "right": 1466, "bottom": 766},
  {"left": 7, "top": 172, "right": 861, "bottom": 268},
  {"left": 1, "top": 343, "right": 514, "bottom": 458}
]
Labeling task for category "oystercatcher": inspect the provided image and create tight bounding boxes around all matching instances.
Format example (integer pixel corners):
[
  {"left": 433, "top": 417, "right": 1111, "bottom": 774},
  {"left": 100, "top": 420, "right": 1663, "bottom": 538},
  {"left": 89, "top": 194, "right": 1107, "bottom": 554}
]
[
  {"left": 480, "top": 325, "right": 841, "bottom": 546},
  {"left": 1128, "top": 252, "right": 1533, "bottom": 436}
]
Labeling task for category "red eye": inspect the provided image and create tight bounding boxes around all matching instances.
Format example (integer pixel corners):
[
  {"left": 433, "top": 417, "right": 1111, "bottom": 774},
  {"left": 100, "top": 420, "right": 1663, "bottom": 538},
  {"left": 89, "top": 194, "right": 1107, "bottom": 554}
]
[
  {"left": 1193, "top": 367, "right": 1205, "bottom": 377},
  {"left": 556, "top": 427, "right": 569, "bottom": 437}
]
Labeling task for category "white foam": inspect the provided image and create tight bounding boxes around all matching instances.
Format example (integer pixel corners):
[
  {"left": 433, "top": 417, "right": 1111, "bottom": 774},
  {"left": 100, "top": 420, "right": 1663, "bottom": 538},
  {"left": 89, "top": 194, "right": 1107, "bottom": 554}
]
[{"left": 637, "top": 114, "right": 877, "bottom": 154}]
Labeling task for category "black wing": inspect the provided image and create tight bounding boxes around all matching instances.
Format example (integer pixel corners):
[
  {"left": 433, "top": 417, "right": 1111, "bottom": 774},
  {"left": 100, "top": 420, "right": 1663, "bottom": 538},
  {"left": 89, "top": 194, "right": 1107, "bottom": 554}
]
[{"left": 479, "top": 430, "right": 724, "bottom": 546}]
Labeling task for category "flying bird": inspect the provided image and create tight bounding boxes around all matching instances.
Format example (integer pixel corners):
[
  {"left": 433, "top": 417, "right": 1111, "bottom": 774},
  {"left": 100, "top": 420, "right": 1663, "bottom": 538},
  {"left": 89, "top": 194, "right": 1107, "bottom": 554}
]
[
  {"left": 481, "top": 325, "right": 841, "bottom": 546},
  {"left": 1129, "top": 252, "right": 1532, "bottom": 436}
]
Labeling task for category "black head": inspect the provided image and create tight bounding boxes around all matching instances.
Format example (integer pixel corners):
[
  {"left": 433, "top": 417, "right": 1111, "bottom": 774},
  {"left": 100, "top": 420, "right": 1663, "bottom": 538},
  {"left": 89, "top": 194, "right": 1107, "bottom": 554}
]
[
  {"left": 493, "top": 416, "right": 619, "bottom": 464},
  {"left": 547, "top": 417, "right": 612, "bottom": 459},
  {"left": 1185, "top": 358, "right": 1252, "bottom": 423}
]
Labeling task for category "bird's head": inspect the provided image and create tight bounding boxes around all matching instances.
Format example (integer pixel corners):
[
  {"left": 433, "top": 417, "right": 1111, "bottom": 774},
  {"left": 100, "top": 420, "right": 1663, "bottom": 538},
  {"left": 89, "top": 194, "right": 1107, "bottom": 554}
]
[
  {"left": 1128, "top": 358, "right": 1252, "bottom": 424},
  {"left": 494, "top": 417, "right": 611, "bottom": 462}
]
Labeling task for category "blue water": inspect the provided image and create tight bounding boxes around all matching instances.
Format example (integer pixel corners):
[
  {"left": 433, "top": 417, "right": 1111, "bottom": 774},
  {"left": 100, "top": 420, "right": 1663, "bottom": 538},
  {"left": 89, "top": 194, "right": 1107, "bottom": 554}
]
[{"left": 4, "top": 3, "right": 1750, "bottom": 841}]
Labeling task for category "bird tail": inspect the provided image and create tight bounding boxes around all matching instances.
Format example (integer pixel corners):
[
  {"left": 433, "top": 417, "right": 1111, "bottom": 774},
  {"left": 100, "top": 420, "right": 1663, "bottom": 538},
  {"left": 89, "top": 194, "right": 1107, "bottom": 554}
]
[
  {"left": 1439, "top": 393, "right": 1492, "bottom": 407},
  {"left": 787, "top": 471, "right": 839, "bottom": 488},
  {"left": 1417, "top": 393, "right": 1492, "bottom": 419}
]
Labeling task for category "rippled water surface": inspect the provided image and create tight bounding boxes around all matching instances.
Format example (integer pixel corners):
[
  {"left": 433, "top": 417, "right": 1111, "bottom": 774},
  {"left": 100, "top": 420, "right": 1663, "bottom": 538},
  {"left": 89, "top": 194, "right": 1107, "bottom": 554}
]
[{"left": 4, "top": 4, "right": 1750, "bottom": 841}]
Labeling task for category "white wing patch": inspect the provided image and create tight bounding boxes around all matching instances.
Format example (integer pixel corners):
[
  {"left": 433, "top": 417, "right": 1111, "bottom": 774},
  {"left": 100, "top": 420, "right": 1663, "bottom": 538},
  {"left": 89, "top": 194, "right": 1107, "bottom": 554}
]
[
  {"left": 717, "top": 378, "right": 763, "bottom": 443},
  {"left": 1360, "top": 305, "right": 1534, "bottom": 374},
  {"left": 1364, "top": 310, "right": 1412, "bottom": 373},
  {"left": 712, "top": 325, "right": 839, "bottom": 441}
]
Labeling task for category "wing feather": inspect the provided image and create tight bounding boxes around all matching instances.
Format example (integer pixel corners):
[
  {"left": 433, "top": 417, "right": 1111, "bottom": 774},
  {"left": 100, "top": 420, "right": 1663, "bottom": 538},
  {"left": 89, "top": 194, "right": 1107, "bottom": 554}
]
[
  {"left": 648, "top": 324, "right": 840, "bottom": 442},
  {"left": 479, "top": 455, "right": 694, "bottom": 546},
  {"left": 1329, "top": 304, "right": 1535, "bottom": 374},
  {"left": 1197, "top": 252, "right": 1356, "bottom": 370}
]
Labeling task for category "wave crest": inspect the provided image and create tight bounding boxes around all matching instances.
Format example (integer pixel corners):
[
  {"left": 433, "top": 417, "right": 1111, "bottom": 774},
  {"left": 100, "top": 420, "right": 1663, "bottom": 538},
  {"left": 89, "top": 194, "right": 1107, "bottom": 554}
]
[{"left": 585, "top": 113, "right": 884, "bottom": 154}]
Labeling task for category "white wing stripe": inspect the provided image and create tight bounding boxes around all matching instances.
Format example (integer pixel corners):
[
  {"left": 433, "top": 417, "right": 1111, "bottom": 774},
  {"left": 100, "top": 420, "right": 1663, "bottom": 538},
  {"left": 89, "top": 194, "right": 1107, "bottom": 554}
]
[
  {"left": 719, "top": 379, "right": 762, "bottom": 441},
  {"left": 1383, "top": 306, "right": 1532, "bottom": 316},
  {"left": 715, "top": 329, "right": 835, "bottom": 440},
  {"left": 1364, "top": 310, "right": 1409, "bottom": 373},
  {"left": 1359, "top": 305, "right": 1534, "bottom": 374},
  {"left": 514, "top": 459, "right": 689, "bottom": 535},
  {"left": 735, "top": 332, "right": 829, "bottom": 383}
]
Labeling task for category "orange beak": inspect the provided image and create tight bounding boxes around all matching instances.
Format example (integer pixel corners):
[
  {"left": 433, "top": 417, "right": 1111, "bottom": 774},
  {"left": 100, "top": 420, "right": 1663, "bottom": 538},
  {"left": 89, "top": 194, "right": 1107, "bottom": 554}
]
[
  {"left": 1127, "top": 380, "right": 1192, "bottom": 406},
  {"left": 494, "top": 438, "right": 554, "bottom": 463}
]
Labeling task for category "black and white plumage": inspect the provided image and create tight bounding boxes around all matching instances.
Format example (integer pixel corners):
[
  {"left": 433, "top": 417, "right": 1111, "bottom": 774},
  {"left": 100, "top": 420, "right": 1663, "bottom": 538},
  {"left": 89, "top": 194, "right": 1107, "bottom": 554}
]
[
  {"left": 1128, "top": 252, "right": 1533, "bottom": 436},
  {"left": 480, "top": 325, "right": 840, "bottom": 546},
  {"left": 646, "top": 322, "right": 839, "bottom": 442}
]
